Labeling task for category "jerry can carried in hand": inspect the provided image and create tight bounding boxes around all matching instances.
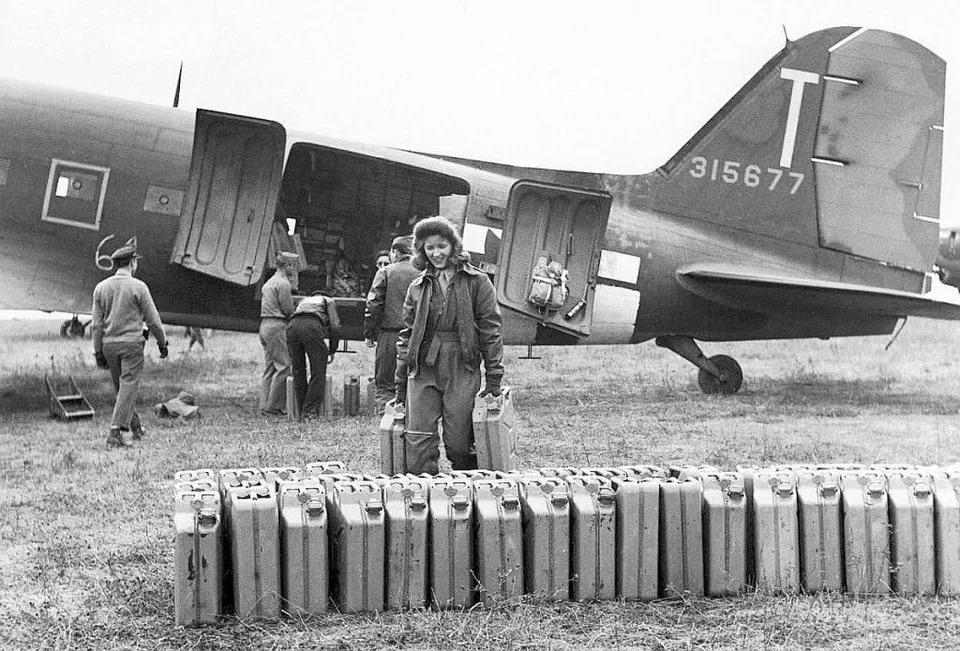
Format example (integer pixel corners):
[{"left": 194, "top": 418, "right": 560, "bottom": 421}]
[
  {"left": 931, "top": 471, "right": 960, "bottom": 595},
  {"left": 701, "top": 472, "right": 747, "bottom": 596},
  {"left": 752, "top": 470, "right": 800, "bottom": 594},
  {"left": 886, "top": 471, "right": 935, "bottom": 595},
  {"left": 174, "top": 490, "right": 223, "bottom": 626},
  {"left": 328, "top": 480, "right": 386, "bottom": 613},
  {"left": 658, "top": 477, "right": 704, "bottom": 597},
  {"left": 611, "top": 477, "right": 659, "bottom": 601},
  {"left": 428, "top": 478, "right": 474, "bottom": 608},
  {"left": 795, "top": 470, "right": 843, "bottom": 592},
  {"left": 227, "top": 484, "right": 281, "bottom": 620},
  {"left": 566, "top": 476, "right": 616, "bottom": 601},
  {"left": 383, "top": 477, "right": 430, "bottom": 610},
  {"left": 260, "top": 466, "right": 302, "bottom": 489},
  {"left": 379, "top": 400, "right": 406, "bottom": 476},
  {"left": 518, "top": 478, "right": 570, "bottom": 601},
  {"left": 343, "top": 375, "right": 360, "bottom": 417},
  {"left": 303, "top": 460, "right": 348, "bottom": 477},
  {"left": 473, "top": 387, "right": 518, "bottom": 472},
  {"left": 277, "top": 478, "right": 328, "bottom": 615},
  {"left": 841, "top": 472, "right": 891, "bottom": 595},
  {"left": 473, "top": 478, "right": 524, "bottom": 604}
]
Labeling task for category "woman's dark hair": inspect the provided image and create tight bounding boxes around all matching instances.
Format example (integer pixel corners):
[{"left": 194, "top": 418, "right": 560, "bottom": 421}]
[
  {"left": 411, "top": 216, "right": 470, "bottom": 270},
  {"left": 375, "top": 250, "right": 390, "bottom": 261}
]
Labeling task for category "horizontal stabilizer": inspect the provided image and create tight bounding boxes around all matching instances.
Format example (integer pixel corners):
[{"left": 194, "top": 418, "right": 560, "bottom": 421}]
[{"left": 677, "top": 263, "right": 960, "bottom": 321}]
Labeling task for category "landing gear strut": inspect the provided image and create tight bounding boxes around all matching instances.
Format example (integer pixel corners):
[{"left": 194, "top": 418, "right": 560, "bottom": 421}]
[{"left": 655, "top": 335, "right": 743, "bottom": 395}]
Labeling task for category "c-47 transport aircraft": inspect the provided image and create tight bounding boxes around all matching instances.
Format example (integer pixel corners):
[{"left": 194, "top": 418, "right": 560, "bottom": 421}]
[{"left": 0, "top": 26, "right": 955, "bottom": 394}]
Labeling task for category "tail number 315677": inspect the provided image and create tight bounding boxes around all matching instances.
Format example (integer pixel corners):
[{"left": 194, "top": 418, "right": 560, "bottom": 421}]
[{"left": 689, "top": 157, "right": 804, "bottom": 194}]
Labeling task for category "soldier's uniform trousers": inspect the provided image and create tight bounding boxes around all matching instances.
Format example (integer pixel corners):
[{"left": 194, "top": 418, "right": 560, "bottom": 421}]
[
  {"left": 405, "top": 332, "right": 480, "bottom": 474},
  {"left": 259, "top": 317, "right": 290, "bottom": 413},
  {"left": 102, "top": 340, "right": 145, "bottom": 433},
  {"left": 374, "top": 329, "right": 400, "bottom": 407}
]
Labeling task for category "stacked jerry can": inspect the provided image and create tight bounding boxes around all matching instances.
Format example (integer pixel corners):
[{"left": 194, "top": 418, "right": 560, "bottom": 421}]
[
  {"left": 473, "top": 478, "right": 525, "bottom": 604},
  {"left": 429, "top": 478, "right": 475, "bottom": 608},
  {"left": 518, "top": 477, "right": 570, "bottom": 601},
  {"left": 173, "top": 480, "right": 223, "bottom": 626},
  {"left": 327, "top": 480, "right": 386, "bottom": 612},
  {"left": 658, "top": 477, "right": 704, "bottom": 597},
  {"left": 383, "top": 476, "right": 430, "bottom": 609},
  {"left": 278, "top": 478, "right": 328, "bottom": 615},
  {"left": 173, "top": 460, "right": 960, "bottom": 626}
]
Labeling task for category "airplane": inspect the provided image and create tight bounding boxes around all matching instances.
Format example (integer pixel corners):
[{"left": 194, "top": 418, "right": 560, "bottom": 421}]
[{"left": 0, "top": 26, "right": 955, "bottom": 394}]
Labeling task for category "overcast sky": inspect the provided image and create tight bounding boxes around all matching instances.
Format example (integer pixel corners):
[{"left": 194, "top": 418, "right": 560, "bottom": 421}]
[{"left": 0, "top": 0, "right": 955, "bottom": 223}]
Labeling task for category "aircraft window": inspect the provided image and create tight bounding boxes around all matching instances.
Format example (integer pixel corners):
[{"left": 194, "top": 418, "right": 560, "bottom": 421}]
[{"left": 42, "top": 159, "right": 110, "bottom": 231}]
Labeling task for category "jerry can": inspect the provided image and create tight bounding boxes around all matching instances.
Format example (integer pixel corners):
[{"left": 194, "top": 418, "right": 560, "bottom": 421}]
[
  {"left": 795, "top": 470, "right": 843, "bottom": 592},
  {"left": 285, "top": 375, "right": 299, "bottom": 421},
  {"left": 841, "top": 473, "right": 891, "bottom": 595},
  {"left": 518, "top": 478, "right": 570, "bottom": 601},
  {"left": 366, "top": 376, "right": 377, "bottom": 415},
  {"left": 428, "top": 478, "right": 474, "bottom": 608},
  {"left": 581, "top": 467, "right": 632, "bottom": 479},
  {"left": 775, "top": 463, "right": 864, "bottom": 473},
  {"left": 618, "top": 465, "right": 669, "bottom": 479},
  {"left": 379, "top": 400, "right": 406, "bottom": 475},
  {"left": 323, "top": 373, "right": 333, "bottom": 417},
  {"left": 870, "top": 463, "right": 916, "bottom": 472},
  {"left": 260, "top": 466, "right": 302, "bottom": 489},
  {"left": 752, "top": 470, "right": 800, "bottom": 594},
  {"left": 538, "top": 467, "right": 582, "bottom": 479},
  {"left": 227, "top": 484, "right": 281, "bottom": 620},
  {"left": 886, "top": 472, "right": 935, "bottom": 595},
  {"left": 736, "top": 465, "right": 758, "bottom": 586},
  {"left": 383, "top": 477, "right": 430, "bottom": 610},
  {"left": 449, "top": 469, "right": 499, "bottom": 481},
  {"left": 473, "top": 479, "right": 524, "bottom": 604},
  {"left": 931, "top": 472, "right": 960, "bottom": 595},
  {"left": 173, "top": 491, "right": 223, "bottom": 626},
  {"left": 218, "top": 467, "right": 264, "bottom": 493},
  {"left": 174, "top": 468, "right": 217, "bottom": 484},
  {"left": 303, "top": 460, "right": 348, "bottom": 477},
  {"left": 175, "top": 479, "right": 218, "bottom": 494},
  {"left": 611, "top": 477, "right": 659, "bottom": 601},
  {"left": 343, "top": 375, "right": 360, "bottom": 417},
  {"left": 495, "top": 469, "right": 544, "bottom": 482},
  {"left": 278, "top": 478, "right": 328, "bottom": 615},
  {"left": 328, "top": 480, "right": 386, "bottom": 613},
  {"left": 566, "top": 476, "right": 616, "bottom": 601},
  {"left": 669, "top": 464, "right": 720, "bottom": 480},
  {"left": 701, "top": 472, "right": 747, "bottom": 596},
  {"left": 473, "top": 387, "right": 518, "bottom": 472},
  {"left": 658, "top": 478, "right": 704, "bottom": 597}
]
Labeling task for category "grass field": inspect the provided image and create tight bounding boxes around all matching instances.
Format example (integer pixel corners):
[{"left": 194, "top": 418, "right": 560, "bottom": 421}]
[{"left": 2, "top": 316, "right": 960, "bottom": 649}]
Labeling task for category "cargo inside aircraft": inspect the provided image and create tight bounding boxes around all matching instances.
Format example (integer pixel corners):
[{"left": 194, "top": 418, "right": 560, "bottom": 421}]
[{"left": 276, "top": 143, "right": 470, "bottom": 296}]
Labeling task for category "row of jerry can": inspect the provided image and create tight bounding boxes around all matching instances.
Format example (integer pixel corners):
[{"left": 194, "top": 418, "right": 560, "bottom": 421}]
[
  {"left": 285, "top": 375, "right": 378, "bottom": 420},
  {"left": 379, "top": 387, "right": 518, "bottom": 475},
  {"left": 173, "top": 462, "right": 960, "bottom": 627}
]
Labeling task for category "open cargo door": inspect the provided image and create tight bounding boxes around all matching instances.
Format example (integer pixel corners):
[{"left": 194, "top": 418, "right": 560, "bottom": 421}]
[
  {"left": 496, "top": 181, "right": 611, "bottom": 337},
  {"left": 171, "top": 110, "right": 286, "bottom": 285}
]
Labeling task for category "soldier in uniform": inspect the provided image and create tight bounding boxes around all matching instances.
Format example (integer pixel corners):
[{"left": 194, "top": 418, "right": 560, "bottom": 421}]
[
  {"left": 91, "top": 239, "right": 168, "bottom": 448},
  {"left": 395, "top": 217, "right": 504, "bottom": 474},
  {"left": 287, "top": 291, "right": 340, "bottom": 418},
  {"left": 259, "top": 252, "right": 297, "bottom": 415},
  {"left": 363, "top": 235, "right": 418, "bottom": 411}
]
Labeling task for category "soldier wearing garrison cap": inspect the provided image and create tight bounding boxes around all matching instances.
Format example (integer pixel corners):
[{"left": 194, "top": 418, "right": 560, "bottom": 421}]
[
  {"left": 91, "top": 238, "right": 168, "bottom": 449},
  {"left": 258, "top": 251, "right": 297, "bottom": 415},
  {"left": 363, "top": 234, "right": 418, "bottom": 412}
]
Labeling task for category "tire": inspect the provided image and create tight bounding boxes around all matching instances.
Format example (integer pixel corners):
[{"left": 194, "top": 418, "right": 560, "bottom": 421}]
[{"left": 697, "top": 354, "right": 743, "bottom": 395}]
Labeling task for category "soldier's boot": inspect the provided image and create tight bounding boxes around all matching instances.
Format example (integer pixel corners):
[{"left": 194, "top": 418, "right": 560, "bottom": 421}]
[{"left": 106, "top": 427, "right": 131, "bottom": 449}]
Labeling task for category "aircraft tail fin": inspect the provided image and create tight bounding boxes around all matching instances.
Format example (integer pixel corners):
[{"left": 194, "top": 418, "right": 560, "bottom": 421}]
[{"left": 653, "top": 27, "right": 945, "bottom": 273}]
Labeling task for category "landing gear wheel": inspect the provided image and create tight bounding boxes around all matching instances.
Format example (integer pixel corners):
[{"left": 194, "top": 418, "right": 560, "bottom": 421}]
[{"left": 697, "top": 354, "right": 743, "bottom": 395}]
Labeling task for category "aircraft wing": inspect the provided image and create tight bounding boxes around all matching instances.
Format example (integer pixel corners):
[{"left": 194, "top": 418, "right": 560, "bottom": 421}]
[{"left": 677, "top": 263, "right": 960, "bottom": 321}]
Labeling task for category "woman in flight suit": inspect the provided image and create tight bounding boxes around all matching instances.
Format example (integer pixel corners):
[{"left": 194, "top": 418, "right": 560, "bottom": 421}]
[{"left": 395, "top": 216, "right": 504, "bottom": 474}]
